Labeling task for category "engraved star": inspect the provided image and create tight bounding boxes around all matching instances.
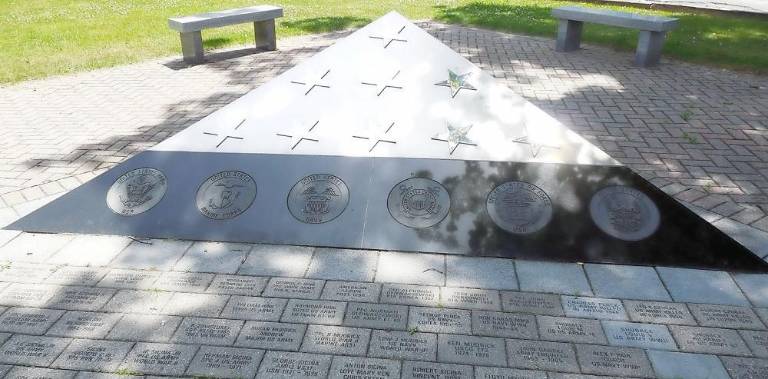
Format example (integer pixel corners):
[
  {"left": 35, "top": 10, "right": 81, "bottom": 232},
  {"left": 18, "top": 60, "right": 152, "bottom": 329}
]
[
  {"left": 511, "top": 127, "right": 560, "bottom": 158},
  {"left": 435, "top": 70, "right": 477, "bottom": 98},
  {"left": 290, "top": 70, "right": 331, "bottom": 95},
  {"left": 432, "top": 123, "right": 476, "bottom": 155},
  {"left": 277, "top": 120, "right": 320, "bottom": 150},
  {"left": 202, "top": 131, "right": 244, "bottom": 148},
  {"left": 361, "top": 70, "right": 403, "bottom": 96},
  {"left": 369, "top": 25, "right": 407, "bottom": 48},
  {"left": 352, "top": 121, "right": 397, "bottom": 152}
]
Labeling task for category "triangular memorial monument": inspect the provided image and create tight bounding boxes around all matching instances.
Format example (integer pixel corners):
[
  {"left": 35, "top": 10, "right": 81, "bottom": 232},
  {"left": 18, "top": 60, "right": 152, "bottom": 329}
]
[{"left": 8, "top": 12, "right": 767, "bottom": 271}]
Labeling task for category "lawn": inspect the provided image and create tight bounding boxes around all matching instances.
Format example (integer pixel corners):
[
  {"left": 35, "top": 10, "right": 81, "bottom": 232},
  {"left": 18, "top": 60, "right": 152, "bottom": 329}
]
[{"left": 1, "top": 0, "right": 767, "bottom": 84}]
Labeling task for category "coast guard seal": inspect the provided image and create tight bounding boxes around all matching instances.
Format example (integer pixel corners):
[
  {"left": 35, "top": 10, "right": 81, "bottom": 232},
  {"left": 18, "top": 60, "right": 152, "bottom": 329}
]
[
  {"left": 288, "top": 174, "right": 349, "bottom": 224},
  {"left": 387, "top": 177, "right": 450, "bottom": 228},
  {"left": 487, "top": 181, "right": 552, "bottom": 234},
  {"left": 589, "top": 186, "right": 660, "bottom": 241},
  {"left": 106, "top": 167, "right": 167, "bottom": 216},
  {"left": 196, "top": 170, "right": 257, "bottom": 220}
]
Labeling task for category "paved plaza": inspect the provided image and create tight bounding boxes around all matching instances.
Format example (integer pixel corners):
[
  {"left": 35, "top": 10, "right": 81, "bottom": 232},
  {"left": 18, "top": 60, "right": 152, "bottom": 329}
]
[{"left": 0, "top": 21, "right": 767, "bottom": 378}]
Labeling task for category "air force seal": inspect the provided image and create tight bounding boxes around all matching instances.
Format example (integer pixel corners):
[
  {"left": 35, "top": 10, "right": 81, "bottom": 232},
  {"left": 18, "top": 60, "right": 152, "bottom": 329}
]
[
  {"left": 387, "top": 177, "right": 450, "bottom": 228},
  {"left": 589, "top": 186, "right": 660, "bottom": 241},
  {"left": 487, "top": 181, "right": 552, "bottom": 234},
  {"left": 288, "top": 174, "right": 349, "bottom": 224},
  {"left": 196, "top": 170, "right": 257, "bottom": 220},
  {"left": 106, "top": 167, "right": 167, "bottom": 216}
]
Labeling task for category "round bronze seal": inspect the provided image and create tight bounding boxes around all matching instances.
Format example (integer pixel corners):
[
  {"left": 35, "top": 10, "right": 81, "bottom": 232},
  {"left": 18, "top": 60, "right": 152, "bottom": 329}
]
[
  {"left": 196, "top": 170, "right": 257, "bottom": 220},
  {"left": 387, "top": 177, "right": 450, "bottom": 228},
  {"left": 106, "top": 167, "right": 167, "bottom": 216},
  {"left": 287, "top": 174, "right": 350, "bottom": 224},
  {"left": 487, "top": 181, "right": 553, "bottom": 234},
  {"left": 589, "top": 185, "right": 660, "bottom": 241}
]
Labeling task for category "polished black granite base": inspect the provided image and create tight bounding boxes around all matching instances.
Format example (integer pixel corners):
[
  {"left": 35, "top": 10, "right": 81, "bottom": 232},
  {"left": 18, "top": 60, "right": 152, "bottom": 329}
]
[{"left": 8, "top": 151, "right": 768, "bottom": 272}]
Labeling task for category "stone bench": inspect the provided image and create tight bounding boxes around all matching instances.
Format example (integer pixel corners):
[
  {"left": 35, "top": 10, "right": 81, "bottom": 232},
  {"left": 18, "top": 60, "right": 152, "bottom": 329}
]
[
  {"left": 168, "top": 5, "right": 283, "bottom": 64},
  {"left": 551, "top": 6, "right": 678, "bottom": 67}
]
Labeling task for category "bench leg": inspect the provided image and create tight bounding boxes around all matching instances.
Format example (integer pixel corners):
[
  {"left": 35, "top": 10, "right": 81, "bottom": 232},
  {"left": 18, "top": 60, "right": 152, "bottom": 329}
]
[
  {"left": 635, "top": 31, "right": 666, "bottom": 67},
  {"left": 556, "top": 19, "right": 583, "bottom": 52},
  {"left": 254, "top": 19, "right": 277, "bottom": 51},
  {"left": 180, "top": 31, "right": 204, "bottom": 64}
]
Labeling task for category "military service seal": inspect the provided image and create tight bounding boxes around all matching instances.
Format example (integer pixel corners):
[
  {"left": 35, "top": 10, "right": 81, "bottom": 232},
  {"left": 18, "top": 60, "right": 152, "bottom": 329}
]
[
  {"left": 106, "top": 167, "right": 167, "bottom": 216},
  {"left": 288, "top": 174, "right": 350, "bottom": 224},
  {"left": 487, "top": 181, "right": 553, "bottom": 234},
  {"left": 196, "top": 170, "right": 257, "bottom": 220},
  {"left": 589, "top": 185, "right": 660, "bottom": 241},
  {"left": 387, "top": 177, "right": 450, "bottom": 228}
]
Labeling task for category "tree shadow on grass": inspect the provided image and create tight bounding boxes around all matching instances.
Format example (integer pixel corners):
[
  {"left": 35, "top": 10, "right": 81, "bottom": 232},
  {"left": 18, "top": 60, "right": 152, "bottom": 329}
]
[{"left": 282, "top": 16, "right": 371, "bottom": 34}]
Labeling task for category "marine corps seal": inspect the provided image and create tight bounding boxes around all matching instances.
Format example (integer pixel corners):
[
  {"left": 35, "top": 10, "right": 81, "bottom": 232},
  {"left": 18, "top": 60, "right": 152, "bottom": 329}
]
[
  {"left": 106, "top": 167, "right": 167, "bottom": 216},
  {"left": 487, "top": 181, "right": 553, "bottom": 234},
  {"left": 589, "top": 185, "right": 660, "bottom": 241},
  {"left": 196, "top": 170, "right": 257, "bottom": 220},
  {"left": 288, "top": 174, "right": 349, "bottom": 224},
  {"left": 387, "top": 177, "right": 450, "bottom": 228}
]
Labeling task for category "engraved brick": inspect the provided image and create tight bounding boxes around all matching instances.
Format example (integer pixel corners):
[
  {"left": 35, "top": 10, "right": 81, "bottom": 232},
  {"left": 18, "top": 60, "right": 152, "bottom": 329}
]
[
  {"left": 97, "top": 269, "right": 160, "bottom": 289},
  {"left": 264, "top": 278, "right": 324, "bottom": 299},
  {"left": 47, "top": 286, "right": 116, "bottom": 311},
  {"left": 401, "top": 361, "right": 472, "bottom": 379},
  {"left": 322, "top": 281, "right": 381, "bottom": 303},
  {"left": 282, "top": 299, "right": 345, "bottom": 325},
  {"left": 47, "top": 311, "right": 122, "bottom": 339},
  {"left": 171, "top": 317, "right": 243, "bottom": 346},
  {"left": 235, "top": 321, "right": 306, "bottom": 351},
  {"left": 562, "top": 296, "right": 627, "bottom": 320},
  {"left": 0, "top": 307, "right": 63, "bottom": 335},
  {"left": 671, "top": 325, "right": 751, "bottom": 356},
  {"left": 575, "top": 344, "right": 654, "bottom": 378},
  {"left": 207, "top": 274, "right": 268, "bottom": 296},
  {"left": 344, "top": 302, "right": 407, "bottom": 330},
  {"left": 369, "top": 330, "right": 436, "bottom": 361},
  {"left": 472, "top": 311, "right": 537, "bottom": 339},
  {"left": 52, "top": 339, "right": 133, "bottom": 371},
  {"left": 102, "top": 290, "right": 172, "bottom": 314},
  {"left": 474, "top": 367, "right": 546, "bottom": 379},
  {"left": 689, "top": 303, "right": 765, "bottom": 330},
  {"left": 408, "top": 307, "right": 471, "bottom": 334},
  {"left": 624, "top": 300, "right": 696, "bottom": 325},
  {"left": 537, "top": 316, "right": 607, "bottom": 344},
  {"left": 440, "top": 287, "right": 500, "bottom": 311},
  {"left": 380, "top": 284, "right": 439, "bottom": 306},
  {"left": 328, "top": 356, "right": 400, "bottom": 379},
  {"left": 506, "top": 339, "right": 578, "bottom": 373},
  {"left": 300, "top": 325, "right": 371, "bottom": 356},
  {"left": 721, "top": 356, "right": 768, "bottom": 379},
  {"left": 46, "top": 267, "right": 106, "bottom": 286},
  {"left": 221, "top": 296, "right": 287, "bottom": 321},
  {"left": 603, "top": 320, "right": 677, "bottom": 350},
  {"left": 256, "top": 351, "right": 332, "bottom": 378},
  {"left": 0, "top": 334, "right": 71, "bottom": 366},
  {"left": 437, "top": 334, "right": 506, "bottom": 366},
  {"left": 741, "top": 330, "right": 768, "bottom": 358},
  {"left": 153, "top": 271, "right": 213, "bottom": 292},
  {"left": 0, "top": 283, "right": 57, "bottom": 307},
  {"left": 501, "top": 292, "right": 563, "bottom": 316},
  {"left": 6, "top": 366, "right": 75, "bottom": 379},
  {"left": 119, "top": 342, "right": 198, "bottom": 376},
  {"left": 186, "top": 346, "right": 264, "bottom": 378}
]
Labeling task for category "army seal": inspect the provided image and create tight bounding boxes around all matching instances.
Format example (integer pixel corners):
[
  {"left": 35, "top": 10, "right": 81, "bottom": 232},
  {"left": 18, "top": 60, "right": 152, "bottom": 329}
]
[
  {"left": 487, "top": 181, "right": 553, "bottom": 234},
  {"left": 387, "top": 177, "right": 450, "bottom": 228},
  {"left": 288, "top": 174, "right": 349, "bottom": 224},
  {"left": 106, "top": 167, "right": 167, "bottom": 216},
  {"left": 196, "top": 170, "right": 257, "bottom": 220},
  {"left": 589, "top": 185, "right": 660, "bottom": 241}
]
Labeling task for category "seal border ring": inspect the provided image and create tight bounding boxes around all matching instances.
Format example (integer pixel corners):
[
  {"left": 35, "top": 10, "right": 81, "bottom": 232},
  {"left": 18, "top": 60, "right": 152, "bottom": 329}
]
[
  {"left": 386, "top": 177, "right": 451, "bottom": 229},
  {"left": 485, "top": 180, "right": 553, "bottom": 235},
  {"left": 195, "top": 170, "right": 258, "bottom": 220},
  {"left": 286, "top": 173, "right": 350, "bottom": 224},
  {"left": 589, "top": 184, "right": 660, "bottom": 242},
  {"left": 106, "top": 166, "right": 168, "bottom": 217}
]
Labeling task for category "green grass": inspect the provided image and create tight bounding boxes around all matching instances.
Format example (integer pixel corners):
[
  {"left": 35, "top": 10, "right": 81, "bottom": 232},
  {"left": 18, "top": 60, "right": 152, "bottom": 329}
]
[{"left": 1, "top": 0, "right": 766, "bottom": 84}]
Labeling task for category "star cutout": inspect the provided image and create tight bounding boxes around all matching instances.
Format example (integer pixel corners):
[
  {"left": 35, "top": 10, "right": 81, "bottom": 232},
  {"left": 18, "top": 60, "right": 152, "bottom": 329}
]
[
  {"left": 277, "top": 120, "right": 320, "bottom": 150},
  {"left": 512, "top": 132, "right": 560, "bottom": 158},
  {"left": 361, "top": 70, "right": 403, "bottom": 96},
  {"left": 435, "top": 70, "right": 477, "bottom": 98},
  {"left": 290, "top": 70, "right": 331, "bottom": 95},
  {"left": 352, "top": 121, "right": 397, "bottom": 152},
  {"left": 432, "top": 123, "right": 476, "bottom": 155},
  {"left": 369, "top": 25, "right": 407, "bottom": 48},
  {"left": 202, "top": 131, "right": 244, "bottom": 148}
]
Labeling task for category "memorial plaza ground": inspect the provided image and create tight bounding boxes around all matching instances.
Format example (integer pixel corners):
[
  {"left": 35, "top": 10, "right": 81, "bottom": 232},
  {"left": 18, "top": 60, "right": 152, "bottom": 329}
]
[{"left": 0, "top": 21, "right": 768, "bottom": 378}]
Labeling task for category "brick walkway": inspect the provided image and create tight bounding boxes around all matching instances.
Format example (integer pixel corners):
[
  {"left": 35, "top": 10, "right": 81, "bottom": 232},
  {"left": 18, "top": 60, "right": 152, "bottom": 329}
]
[{"left": 1, "top": 22, "right": 768, "bottom": 377}]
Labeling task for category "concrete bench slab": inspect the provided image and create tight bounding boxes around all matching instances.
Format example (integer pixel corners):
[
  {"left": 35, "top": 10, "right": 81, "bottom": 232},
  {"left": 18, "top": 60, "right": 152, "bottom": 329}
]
[
  {"left": 168, "top": 5, "right": 284, "bottom": 64},
  {"left": 551, "top": 6, "right": 678, "bottom": 67}
]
